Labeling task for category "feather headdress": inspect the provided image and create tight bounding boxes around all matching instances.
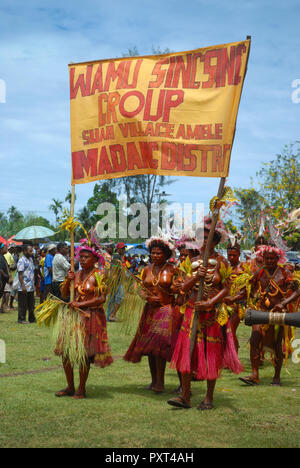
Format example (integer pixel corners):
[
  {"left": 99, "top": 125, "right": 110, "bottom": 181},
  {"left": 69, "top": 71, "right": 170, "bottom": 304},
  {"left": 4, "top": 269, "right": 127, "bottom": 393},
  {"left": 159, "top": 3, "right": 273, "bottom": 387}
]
[
  {"left": 146, "top": 227, "right": 175, "bottom": 252},
  {"left": 267, "top": 217, "right": 290, "bottom": 251},
  {"left": 75, "top": 226, "right": 106, "bottom": 264},
  {"left": 227, "top": 230, "right": 243, "bottom": 250},
  {"left": 256, "top": 245, "right": 287, "bottom": 264}
]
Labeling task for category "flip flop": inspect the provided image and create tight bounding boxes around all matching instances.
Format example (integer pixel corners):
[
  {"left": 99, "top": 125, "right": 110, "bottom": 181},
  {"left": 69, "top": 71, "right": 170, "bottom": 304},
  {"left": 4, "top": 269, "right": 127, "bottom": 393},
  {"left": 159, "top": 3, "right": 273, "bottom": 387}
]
[
  {"left": 197, "top": 401, "right": 214, "bottom": 411},
  {"left": 239, "top": 376, "right": 259, "bottom": 386},
  {"left": 167, "top": 396, "right": 191, "bottom": 409}
]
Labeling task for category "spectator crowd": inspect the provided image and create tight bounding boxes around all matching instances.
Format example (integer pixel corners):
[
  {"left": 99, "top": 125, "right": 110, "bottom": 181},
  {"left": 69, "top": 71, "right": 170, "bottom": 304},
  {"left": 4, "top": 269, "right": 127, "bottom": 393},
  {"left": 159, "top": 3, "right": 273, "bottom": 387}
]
[{"left": 0, "top": 240, "right": 149, "bottom": 324}]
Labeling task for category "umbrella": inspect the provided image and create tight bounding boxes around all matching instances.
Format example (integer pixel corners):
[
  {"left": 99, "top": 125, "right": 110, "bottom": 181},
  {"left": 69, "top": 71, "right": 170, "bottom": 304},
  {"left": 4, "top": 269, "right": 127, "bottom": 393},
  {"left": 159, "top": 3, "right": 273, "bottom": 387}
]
[
  {"left": 127, "top": 247, "right": 149, "bottom": 256},
  {"left": 14, "top": 226, "right": 55, "bottom": 241},
  {"left": 132, "top": 243, "right": 147, "bottom": 249}
]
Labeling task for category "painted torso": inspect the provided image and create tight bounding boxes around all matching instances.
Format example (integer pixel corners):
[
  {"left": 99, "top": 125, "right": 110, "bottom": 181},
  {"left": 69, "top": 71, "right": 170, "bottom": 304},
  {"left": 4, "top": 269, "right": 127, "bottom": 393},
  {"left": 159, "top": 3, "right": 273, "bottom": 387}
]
[{"left": 142, "top": 264, "right": 175, "bottom": 305}]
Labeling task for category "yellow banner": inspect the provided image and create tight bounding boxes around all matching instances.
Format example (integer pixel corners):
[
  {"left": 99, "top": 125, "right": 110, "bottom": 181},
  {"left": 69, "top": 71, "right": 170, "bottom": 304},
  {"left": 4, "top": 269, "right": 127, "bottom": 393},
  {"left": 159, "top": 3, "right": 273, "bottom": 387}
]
[{"left": 69, "top": 40, "right": 250, "bottom": 185}]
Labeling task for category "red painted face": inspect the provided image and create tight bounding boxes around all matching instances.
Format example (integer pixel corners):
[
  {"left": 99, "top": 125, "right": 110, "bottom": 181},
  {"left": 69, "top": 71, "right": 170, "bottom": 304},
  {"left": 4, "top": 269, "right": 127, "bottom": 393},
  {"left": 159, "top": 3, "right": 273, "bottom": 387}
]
[
  {"left": 263, "top": 252, "right": 279, "bottom": 269},
  {"left": 150, "top": 247, "right": 167, "bottom": 266},
  {"left": 79, "top": 250, "right": 97, "bottom": 270},
  {"left": 227, "top": 249, "right": 240, "bottom": 265}
]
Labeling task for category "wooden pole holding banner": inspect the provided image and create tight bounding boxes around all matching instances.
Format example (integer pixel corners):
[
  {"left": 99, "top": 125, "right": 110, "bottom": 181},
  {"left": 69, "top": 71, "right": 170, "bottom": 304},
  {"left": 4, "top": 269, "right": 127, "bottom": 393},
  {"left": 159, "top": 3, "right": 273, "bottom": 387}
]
[
  {"left": 70, "top": 184, "right": 76, "bottom": 302},
  {"left": 189, "top": 35, "right": 252, "bottom": 359},
  {"left": 189, "top": 177, "right": 226, "bottom": 359}
]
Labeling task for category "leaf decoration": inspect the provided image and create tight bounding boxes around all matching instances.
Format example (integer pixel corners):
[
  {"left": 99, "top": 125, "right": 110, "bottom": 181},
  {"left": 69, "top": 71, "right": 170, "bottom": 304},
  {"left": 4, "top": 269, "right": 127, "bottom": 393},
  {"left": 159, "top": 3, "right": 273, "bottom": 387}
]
[
  {"left": 178, "top": 256, "right": 193, "bottom": 277},
  {"left": 219, "top": 262, "right": 233, "bottom": 283}
]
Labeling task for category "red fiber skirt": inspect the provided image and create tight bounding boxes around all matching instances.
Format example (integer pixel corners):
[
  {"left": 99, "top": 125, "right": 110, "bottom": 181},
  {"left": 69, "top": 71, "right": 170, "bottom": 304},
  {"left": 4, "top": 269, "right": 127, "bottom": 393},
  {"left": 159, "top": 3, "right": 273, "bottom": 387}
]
[
  {"left": 170, "top": 305, "right": 243, "bottom": 380},
  {"left": 124, "top": 303, "right": 174, "bottom": 363}
]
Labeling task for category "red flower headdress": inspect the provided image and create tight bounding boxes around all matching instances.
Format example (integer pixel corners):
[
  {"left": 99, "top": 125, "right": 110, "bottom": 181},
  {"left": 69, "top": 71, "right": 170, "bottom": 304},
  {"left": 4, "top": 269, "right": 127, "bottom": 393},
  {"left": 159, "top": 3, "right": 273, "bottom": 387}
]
[
  {"left": 175, "top": 227, "right": 200, "bottom": 252},
  {"left": 256, "top": 245, "right": 287, "bottom": 264}
]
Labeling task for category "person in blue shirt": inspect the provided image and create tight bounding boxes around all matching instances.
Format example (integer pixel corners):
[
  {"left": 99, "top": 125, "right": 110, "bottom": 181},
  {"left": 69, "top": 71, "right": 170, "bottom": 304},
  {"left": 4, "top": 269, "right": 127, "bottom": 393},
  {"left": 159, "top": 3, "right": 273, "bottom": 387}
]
[{"left": 44, "top": 244, "right": 56, "bottom": 299}]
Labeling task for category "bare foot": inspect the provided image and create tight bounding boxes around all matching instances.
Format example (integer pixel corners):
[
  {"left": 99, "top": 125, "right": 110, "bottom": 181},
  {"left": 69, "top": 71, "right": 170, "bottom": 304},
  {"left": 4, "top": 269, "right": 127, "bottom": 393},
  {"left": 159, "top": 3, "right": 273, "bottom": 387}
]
[
  {"left": 145, "top": 382, "right": 156, "bottom": 390},
  {"left": 151, "top": 385, "right": 165, "bottom": 393},
  {"left": 55, "top": 387, "right": 75, "bottom": 397},
  {"left": 270, "top": 378, "right": 282, "bottom": 386},
  {"left": 72, "top": 392, "right": 86, "bottom": 399}
]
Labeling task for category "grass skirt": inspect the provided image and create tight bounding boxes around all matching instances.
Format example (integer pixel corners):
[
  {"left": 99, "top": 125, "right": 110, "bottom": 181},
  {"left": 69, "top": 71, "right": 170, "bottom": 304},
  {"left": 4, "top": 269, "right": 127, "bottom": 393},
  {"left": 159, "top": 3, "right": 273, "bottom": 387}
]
[
  {"left": 124, "top": 303, "right": 174, "bottom": 363},
  {"left": 170, "top": 305, "right": 243, "bottom": 379},
  {"left": 55, "top": 308, "right": 113, "bottom": 368}
]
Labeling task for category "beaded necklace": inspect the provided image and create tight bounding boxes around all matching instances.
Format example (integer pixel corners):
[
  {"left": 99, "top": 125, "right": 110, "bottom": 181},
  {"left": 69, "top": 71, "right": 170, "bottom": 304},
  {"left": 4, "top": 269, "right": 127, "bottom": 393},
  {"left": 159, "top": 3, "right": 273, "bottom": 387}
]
[
  {"left": 151, "top": 263, "right": 167, "bottom": 287},
  {"left": 258, "top": 266, "right": 286, "bottom": 307}
]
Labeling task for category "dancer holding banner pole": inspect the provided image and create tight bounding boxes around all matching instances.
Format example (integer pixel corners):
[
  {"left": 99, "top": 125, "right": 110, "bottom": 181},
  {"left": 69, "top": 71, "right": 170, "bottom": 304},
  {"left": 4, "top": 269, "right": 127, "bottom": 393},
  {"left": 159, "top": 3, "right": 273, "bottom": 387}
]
[
  {"left": 168, "top": 190, "right": 243, "bottom": 410},
  {"left": 189, "top": 177, "right": 226, "bottom": 358},
  {"left": 167, "top": 36, "right": 251, "bottom": 409}
]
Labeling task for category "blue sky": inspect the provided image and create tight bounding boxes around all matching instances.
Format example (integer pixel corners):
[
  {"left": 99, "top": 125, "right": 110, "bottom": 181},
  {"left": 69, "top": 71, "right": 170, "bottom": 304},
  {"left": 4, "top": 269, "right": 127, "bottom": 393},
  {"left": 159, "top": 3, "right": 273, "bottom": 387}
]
[{"left": 0, "top": 0, "right": 299, "bottom": 224}]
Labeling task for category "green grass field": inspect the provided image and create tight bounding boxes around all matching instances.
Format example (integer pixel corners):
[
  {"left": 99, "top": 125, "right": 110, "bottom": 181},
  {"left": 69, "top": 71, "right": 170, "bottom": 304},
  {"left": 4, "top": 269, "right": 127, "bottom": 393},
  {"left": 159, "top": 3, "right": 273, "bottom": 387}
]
[{"left": 0, "top": 307, "right": 299, "bottom": 448}]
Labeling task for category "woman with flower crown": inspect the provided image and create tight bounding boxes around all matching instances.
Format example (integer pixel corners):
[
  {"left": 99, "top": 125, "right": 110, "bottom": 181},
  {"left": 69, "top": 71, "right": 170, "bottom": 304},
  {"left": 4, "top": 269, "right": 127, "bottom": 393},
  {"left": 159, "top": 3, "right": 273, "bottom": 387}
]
[
  {"left": 167, "top": 217, "right": 243, "bottom": 410},
  {"left": 55, "top": 241, "right": 113, "bottom": 399},
  {"left": 124, "top": 235, "right": 176, "bottom": 393}
]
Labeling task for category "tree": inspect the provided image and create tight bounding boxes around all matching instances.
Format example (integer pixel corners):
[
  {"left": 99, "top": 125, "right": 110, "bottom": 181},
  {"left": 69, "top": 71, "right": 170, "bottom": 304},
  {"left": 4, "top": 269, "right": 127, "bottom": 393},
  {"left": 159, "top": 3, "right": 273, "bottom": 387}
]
[
  {"left": 77, "top": 206, "right": 94, "bottom": 234},
  {"left": 257, "top": 142, "right": 300, "bottom": 221},
  {"left": 6, "top": 206, "right": 25, "bottom": 237},
  {"left": 0, "top": 212, "right": 8, "bottom": 236},
  {"left": 233, "top": 142, "right": 300, "bottom": 249},
  {"left": 232, "top": 187, "right": 265, "bottom": 247},
  {"left": 23, "top": 214, "right": 53, "bottom": 229},
  {"left": 86, "top": 181, "right": 120, "bottom": 214},
  {"left": 49, "top": 198, "right": 63, "bottom": 225},
  {"left": 7, "top": 206, "right": 23, "bottom": 225},
  {"left": 65, "top": 190, "right": 77, "bottom": 207},
  {"left": 0, "top": 207, "right": 56, "bottom": 239},
  {"left": 118, "top": 174, "right": 175, "bottom": 211},
  {"left": 76, "top": 182, "right": 120, "bottom": 239}
]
